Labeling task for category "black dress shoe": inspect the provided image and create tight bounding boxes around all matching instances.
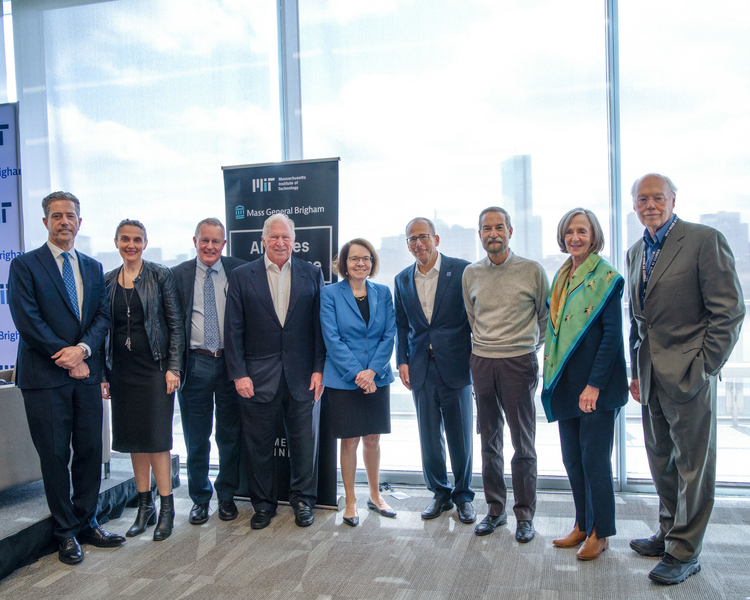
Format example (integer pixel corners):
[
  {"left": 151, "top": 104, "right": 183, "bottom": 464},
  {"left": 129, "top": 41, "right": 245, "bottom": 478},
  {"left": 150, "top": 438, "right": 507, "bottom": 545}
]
[
  {"left": 457, "top": 502, "right": 477, "bottom": 524},
  {"left": 343, "top": 510, "right": 359, "bottom": 527},
  {"left": 78, "top": 525, "right": 126, "bottom": 548},
  {"left": 250, "top": 509, "right": 276, "bottom": 530},
  {"left": 421, "top": 497, "right": 454, "bottom": 520},
  {"left": 218, "top": 499, "right": 238, "bottom": 521},
  {"left": 630, "top": 535, "right": 666, "bottom": 557},
  {"left": 648, "top": 554, "right": 701, "bottom": 585},
  {"left": 294, "top": 502, "right": 314, "bottom": 527},
  {"left": 474, "top": 513, "right": 507, "bottom": 536},
  {"left": 58, "top": 537, "right": 84, "bottom": 565},
  {"left": 367, "top": 498, "right": 397, "bottom": 518},
  {"left": 189, "top": 503, "right": 210, "bottom": 525},
  {"left": 516, "top": 520, "right": 535, "bottom": 543}
]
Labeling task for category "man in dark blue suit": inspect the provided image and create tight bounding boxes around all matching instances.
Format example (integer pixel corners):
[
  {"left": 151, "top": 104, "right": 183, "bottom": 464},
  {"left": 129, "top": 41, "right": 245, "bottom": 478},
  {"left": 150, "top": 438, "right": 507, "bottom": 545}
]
[
  {"left": 8, "top": 191, "right": 125, "bottom": 565},
  {"left": 225, "top": 213, "right": 325, "bottom": 530},
  {"left": 172, "top": 218, "right": 246, "bottom": 525},
  {"left": 394, "top": 218, "right": 475, "bottom": 524}
]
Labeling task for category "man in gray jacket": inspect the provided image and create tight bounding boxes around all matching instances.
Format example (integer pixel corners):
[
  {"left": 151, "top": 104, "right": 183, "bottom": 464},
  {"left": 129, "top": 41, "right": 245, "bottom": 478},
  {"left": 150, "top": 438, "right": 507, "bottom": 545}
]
[
  {"left": 462, "top": 206, "right": 549, "bottom": 543},
  {"left": 627, "top": 173, "right": 745, "bottom": 585}
]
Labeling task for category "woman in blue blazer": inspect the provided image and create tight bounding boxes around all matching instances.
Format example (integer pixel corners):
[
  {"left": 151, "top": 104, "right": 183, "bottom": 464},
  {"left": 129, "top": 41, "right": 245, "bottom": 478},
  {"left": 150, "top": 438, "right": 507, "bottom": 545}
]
[
  {"left": 320, "top": 238, "right": 397, "bottom": 526},
  {"left": 541, "top": 209, "right": 628, "bottom": 560}
]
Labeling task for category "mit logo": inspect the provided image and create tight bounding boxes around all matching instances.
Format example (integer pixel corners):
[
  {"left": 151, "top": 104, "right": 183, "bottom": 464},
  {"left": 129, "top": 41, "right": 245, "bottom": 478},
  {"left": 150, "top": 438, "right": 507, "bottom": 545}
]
[{"left": 253, "top": 178, "right": 274, "bottom": 193}]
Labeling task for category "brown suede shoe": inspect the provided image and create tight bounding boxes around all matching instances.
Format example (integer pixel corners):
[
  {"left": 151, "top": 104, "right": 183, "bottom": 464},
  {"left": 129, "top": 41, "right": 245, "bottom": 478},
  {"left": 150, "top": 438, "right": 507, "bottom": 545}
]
[
  {"left": 553, "top": 525, "right": 587, "bottom": 548},
  {"left": 576, "top": 528, "right": 609, "bottom": 560}
]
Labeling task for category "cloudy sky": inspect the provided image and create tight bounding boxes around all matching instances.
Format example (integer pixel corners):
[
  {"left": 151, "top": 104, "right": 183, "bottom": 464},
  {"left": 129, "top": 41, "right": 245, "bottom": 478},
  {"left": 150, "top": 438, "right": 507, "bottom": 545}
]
[{"left": 11, "top": 0, "right": 750, "bottom": 270}]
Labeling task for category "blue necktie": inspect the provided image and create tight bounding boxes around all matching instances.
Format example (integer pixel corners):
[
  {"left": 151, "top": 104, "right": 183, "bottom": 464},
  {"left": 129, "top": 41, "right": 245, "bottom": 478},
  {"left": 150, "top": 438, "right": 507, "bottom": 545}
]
[
  {"left": 204, "top": 268, "right": 220, "bottom": 353},
  {"left": 61, "top": 252, "right": 81, "bottom": 321}
]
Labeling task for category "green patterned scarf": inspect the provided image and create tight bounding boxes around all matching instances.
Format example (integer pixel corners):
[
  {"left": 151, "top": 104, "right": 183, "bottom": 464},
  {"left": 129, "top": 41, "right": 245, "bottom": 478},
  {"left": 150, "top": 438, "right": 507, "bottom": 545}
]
[{"left": 542, "top": 253, "right": 622, "bottom": 414}]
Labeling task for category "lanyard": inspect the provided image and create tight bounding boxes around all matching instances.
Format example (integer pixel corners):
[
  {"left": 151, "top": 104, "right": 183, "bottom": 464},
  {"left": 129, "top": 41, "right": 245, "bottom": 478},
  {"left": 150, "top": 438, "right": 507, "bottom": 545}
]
[{"left": 639, "top": 217, "right": 678, "bottom": 308}]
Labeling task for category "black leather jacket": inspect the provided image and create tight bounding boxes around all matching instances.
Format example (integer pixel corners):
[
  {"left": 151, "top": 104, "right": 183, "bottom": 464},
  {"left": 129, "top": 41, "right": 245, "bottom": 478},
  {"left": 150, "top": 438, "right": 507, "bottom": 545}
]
[{"left": 104, "top": 260, "right": 185, "bottom": 373}]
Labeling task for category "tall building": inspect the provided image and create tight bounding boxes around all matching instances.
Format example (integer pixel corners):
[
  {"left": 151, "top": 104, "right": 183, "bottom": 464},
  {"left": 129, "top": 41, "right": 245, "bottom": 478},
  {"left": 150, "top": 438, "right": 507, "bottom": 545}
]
[
  {"left": 700, "top": 211, "right": 749, "bottom": 271},
  {"left": 500, "top": 155, "right": 543, "bottom": 261},
  {"left": 433, "top": 218, "right": 478, "bottom": 263}
]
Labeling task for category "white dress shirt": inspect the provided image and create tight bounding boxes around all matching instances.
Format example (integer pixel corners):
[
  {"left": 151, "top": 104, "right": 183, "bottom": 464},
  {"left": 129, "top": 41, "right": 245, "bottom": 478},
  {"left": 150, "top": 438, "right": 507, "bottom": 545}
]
[
  {"left": 190, "top": 257, "right": 228, "bottom": 350},
  {"left": 47, "top": 240, "right": 84, "bottom": 317},
  {"left": 414, "top": 252, "right": 442, "bottom": 323},
  {"left": 47, "top": 240, "right": 90, "bottom": 356},
  {"left": 264, "top": 253, "right": 292, "bottom": 326}
]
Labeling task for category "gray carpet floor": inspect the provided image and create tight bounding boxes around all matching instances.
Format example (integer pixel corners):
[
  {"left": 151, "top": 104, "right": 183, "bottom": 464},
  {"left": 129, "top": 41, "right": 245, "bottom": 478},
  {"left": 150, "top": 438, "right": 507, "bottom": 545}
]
[{"left": 1, "top": 482, "right": 748, "bottom": 599}]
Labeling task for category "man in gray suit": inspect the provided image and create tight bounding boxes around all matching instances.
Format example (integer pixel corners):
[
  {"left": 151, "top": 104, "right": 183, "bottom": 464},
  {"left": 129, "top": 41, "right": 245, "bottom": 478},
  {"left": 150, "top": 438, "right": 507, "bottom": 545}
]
[{"left": 627, "top": 173, "right": 745, "bottom": 585}]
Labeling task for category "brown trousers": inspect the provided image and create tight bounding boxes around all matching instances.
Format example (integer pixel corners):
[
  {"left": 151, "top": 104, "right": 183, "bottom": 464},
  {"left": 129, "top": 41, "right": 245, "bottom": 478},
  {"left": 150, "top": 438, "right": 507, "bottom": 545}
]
[{"left": 470, "top": 352, "right": 538, "bottom": 521}]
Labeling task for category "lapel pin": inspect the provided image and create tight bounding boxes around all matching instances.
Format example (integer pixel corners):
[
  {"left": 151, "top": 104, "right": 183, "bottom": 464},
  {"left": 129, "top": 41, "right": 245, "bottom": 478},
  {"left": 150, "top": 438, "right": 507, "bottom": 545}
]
[{"left": 447, "top": 272, "right": 451, "bottom": 277}]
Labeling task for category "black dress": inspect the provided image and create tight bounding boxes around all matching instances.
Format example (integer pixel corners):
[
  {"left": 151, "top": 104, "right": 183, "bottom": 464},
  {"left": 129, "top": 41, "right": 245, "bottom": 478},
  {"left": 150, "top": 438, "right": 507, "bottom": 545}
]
[
  {"left": 326, "top": 292, "right": 391, "bottom": 439},
  {"left": 110, "top": 282, "right": 174, "bottom": 453}
]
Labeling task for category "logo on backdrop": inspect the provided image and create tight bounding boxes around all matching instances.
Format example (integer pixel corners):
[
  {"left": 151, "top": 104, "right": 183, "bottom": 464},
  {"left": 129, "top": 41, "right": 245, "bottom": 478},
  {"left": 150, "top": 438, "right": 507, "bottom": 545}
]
[
  {"left": 235, "top": 205, "right": 245, "bottom": 220},
  {"left": 252, "top": 178, "right": 274, "bottom": 193},
  {"left": 1, "top": 201, "right": 12, "bottom": 224},
  {"left": 0, "top": 123, "right": 8, "bottom": 145}
]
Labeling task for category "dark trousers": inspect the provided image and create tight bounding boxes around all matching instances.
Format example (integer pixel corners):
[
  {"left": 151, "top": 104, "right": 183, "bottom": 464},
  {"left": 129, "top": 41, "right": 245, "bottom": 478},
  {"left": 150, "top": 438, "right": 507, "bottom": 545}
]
[
  {"left": 177, "top": 352, "right": 241, "bottom": 504},
  {"left": 643, "top": 373, "right": 717, "bottom": 561},
  {"left": 413, "top": 358, "right": 474, "bottom": 503},
  {"left": 239, "top": 371, "right": 319, "bottom": 511},
  {"left": 22, "top": 381, "right": 103, "bottom": 541},
  {"left": 558, "top": 408, "right": 618, "bottom": 538},
  {"left": 470, "top": 353, "right": 538, "bottom": 521}
]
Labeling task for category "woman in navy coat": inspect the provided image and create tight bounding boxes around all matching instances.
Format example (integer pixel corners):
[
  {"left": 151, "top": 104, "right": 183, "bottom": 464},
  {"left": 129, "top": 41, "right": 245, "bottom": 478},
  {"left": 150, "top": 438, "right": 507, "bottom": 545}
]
[
  {"left": 541, "top": 208, "right": 628, "bottom": 560},
  {"left": 320, "top": 239, "right": 397, "bottom": 526}
]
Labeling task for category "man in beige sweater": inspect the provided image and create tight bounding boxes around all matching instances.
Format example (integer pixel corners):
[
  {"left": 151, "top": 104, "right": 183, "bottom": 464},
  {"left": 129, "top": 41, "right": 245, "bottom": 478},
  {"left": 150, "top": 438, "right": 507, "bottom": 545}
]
[{"left": 462, "top": 206, "right": 549, "bottom": 543}]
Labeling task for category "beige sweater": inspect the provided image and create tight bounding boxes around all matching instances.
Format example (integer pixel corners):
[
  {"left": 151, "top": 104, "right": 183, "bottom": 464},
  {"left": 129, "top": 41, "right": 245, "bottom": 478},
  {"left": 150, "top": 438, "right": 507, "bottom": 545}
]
[{"left": 462, "top": 250, "right": 550, "bottom": 359}]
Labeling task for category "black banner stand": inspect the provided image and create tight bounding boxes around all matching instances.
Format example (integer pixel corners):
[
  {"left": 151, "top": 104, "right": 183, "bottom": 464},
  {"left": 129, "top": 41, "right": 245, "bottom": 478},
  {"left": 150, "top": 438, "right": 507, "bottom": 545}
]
[{"left": 223, "top": 158, "right": 340, "bottom": 509}]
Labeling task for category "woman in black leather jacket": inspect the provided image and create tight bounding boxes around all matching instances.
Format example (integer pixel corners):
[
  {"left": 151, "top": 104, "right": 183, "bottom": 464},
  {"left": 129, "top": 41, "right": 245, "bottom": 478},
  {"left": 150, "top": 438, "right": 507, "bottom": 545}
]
[{"left": 103, "top": 219, "right": 184, "bottom": 541}]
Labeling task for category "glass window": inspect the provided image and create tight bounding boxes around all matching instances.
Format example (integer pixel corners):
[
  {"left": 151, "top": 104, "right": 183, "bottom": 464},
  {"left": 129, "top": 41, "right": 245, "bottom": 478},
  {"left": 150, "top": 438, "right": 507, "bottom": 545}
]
[
  {"left": 299, "top": 0, "right": 611, "bottom": 477},
  {"left": 619, "top": 1, "right": 750, "bottom": 485},
  {"left": 14, "top": 0, "right": 282, "bottom": 462}
]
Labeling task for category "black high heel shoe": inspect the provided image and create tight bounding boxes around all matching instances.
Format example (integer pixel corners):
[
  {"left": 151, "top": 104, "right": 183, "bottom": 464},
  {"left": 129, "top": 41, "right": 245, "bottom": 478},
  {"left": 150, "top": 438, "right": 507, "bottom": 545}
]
[
  {"left": 367, "top": 498, "right": 396, "bottom": 518},
  {"left": 343, "top": 508, "right": 359, "bottom": 527}
]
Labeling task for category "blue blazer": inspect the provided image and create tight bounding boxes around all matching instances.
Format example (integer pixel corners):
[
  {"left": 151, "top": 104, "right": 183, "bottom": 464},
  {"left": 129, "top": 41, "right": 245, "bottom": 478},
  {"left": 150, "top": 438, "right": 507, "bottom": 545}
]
[
  {"left": 320, "top": 279, "right": 396, "bottom": 390},
  {"left": 9, "top": 244, "right": 110, "bottom": 389},
  {"left": 224, "top": 256, "right": 325, "bottom": 403},
  {"left": 394, "top": 254, "right": 472, "bottom": 391}
]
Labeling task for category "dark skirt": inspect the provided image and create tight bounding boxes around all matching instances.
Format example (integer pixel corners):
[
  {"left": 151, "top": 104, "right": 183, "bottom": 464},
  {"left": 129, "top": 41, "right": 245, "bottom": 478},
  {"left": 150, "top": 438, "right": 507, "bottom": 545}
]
[
  {"left": 109, "top": 284, "right": 174, "bottom": 453},
  {"left": 326, "top": 385, "right": 391, "bottom": 439}
]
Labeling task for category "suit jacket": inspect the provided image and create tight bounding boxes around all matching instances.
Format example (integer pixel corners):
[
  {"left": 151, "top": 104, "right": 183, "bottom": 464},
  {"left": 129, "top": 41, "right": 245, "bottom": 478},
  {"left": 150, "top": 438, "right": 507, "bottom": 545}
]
[
  {"left": 320, "top": 279, "right": 396, "bottom": 390},
  {"left": 9, "top": 244, "right": 110, "bottom": 389},
  {"left": 224, "top": 256, "right": 325, "bottom": 402},
  {"left": 172, "top": 255, "right": 246, "bottom": 383},
  {"left": 627, "top": 219, "right": 745, "bottom": 403},
  {"left": 394, "top": 254, "right": 472, "bottom": 391}
]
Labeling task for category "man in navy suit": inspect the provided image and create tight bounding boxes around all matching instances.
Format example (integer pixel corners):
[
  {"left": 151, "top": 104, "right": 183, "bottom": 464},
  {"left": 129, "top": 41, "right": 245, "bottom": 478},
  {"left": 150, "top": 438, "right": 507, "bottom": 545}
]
[
  {"left": 394, "top": 218, "right": 475, "bottom": 524},
  {"left": 8, "top": 191, "right": 125, "bottom": 565},
  {"left": 172, "top": 218, "right": 246, "bottom": 525},
  {"left": 225, "top": 213, "right": 325, "bottom": 530}
]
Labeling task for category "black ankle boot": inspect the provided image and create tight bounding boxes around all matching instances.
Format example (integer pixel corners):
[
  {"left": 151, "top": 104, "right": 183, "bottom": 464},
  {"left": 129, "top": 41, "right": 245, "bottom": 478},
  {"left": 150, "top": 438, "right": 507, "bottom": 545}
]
[
  {"left": 153, "top": 493, "right": 175, "bottom": 541},
  {"left": 126, "top": 491, "right": 157, "bottom": 537}
]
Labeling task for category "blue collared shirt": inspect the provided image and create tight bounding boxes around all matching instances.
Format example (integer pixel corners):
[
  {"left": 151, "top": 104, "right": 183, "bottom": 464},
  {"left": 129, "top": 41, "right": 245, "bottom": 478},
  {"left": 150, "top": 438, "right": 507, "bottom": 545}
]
[{"left": 643, "top": 214, "right": 677, "bottom": 272}]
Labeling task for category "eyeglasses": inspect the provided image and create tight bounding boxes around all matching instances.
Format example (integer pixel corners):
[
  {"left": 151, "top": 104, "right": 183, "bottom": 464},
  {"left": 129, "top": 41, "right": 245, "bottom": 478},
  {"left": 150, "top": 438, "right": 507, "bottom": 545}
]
[
  {"left": 347, "top": 255, "right": 372, "bottom": 264},
  {"left": 406, "top": 234, "right": 432, "bottom": 245},
  {"left": 635, "top": 195, "right": 668, "bottom": 206}
]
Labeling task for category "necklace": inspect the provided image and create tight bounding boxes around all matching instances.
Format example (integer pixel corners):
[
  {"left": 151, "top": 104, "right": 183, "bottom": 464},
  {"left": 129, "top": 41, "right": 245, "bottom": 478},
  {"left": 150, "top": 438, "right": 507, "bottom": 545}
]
[
  {"left": 119, "top": 262, "right": 144, "bottom": 351},
  {"left": 354, "top": 293, "right": 367, "bottom": 302}
]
